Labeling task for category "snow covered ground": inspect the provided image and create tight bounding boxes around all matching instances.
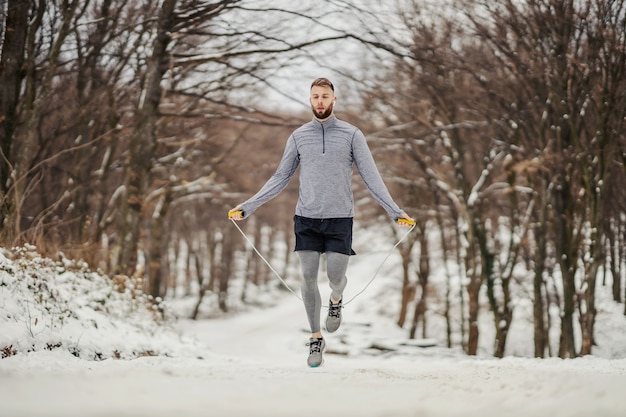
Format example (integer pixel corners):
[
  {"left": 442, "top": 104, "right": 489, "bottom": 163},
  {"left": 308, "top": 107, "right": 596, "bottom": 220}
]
[{"left": 2, "top": 233, "right": 626, "bottom": 417}]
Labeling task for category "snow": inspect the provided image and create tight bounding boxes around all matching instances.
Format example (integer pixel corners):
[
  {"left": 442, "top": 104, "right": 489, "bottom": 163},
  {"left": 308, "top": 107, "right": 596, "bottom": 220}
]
[{"left": 2, "top": 234, "right": 626, "bottom": 417}]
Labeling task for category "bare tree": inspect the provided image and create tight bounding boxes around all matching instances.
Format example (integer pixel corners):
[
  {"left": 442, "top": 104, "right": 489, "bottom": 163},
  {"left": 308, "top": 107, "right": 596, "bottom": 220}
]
[
  {"left": 351, "top": 0, "right": 626, "bottom": 358},
  {"left": 465, "top": 0, "right": 626, "bottom": 357},
  {"left": 0, "top": 0, "right": 30, "bottom": 229}
]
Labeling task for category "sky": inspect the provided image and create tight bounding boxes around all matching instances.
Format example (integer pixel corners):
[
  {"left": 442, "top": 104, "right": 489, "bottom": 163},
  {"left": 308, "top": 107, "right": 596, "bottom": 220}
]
[{"left": 1, "top": 226, "right": 626, "bottom": 417}]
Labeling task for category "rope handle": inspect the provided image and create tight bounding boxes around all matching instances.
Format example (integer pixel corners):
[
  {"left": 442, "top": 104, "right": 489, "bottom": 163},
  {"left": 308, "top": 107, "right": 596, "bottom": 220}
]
[
  {"left": 397, "top": 217, "right": 415, "bottom": 227},
  {"left": 228, "top": 209, "right": 244, "bottom": 219}
]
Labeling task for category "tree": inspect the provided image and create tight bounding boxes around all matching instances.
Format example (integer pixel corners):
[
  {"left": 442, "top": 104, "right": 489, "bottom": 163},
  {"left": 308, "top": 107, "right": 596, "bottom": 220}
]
[
  {"left": 0, "top": 0, "right": 30, "bottom": 231},
  {"left": 355, "top": 0, "right": 626, "bottom": 357},
  {"left": 465, "top": 0, "right": 626, "bottom": 357},
  {"left": 0, "top": 0, "right": 359, "bottom": 308}
]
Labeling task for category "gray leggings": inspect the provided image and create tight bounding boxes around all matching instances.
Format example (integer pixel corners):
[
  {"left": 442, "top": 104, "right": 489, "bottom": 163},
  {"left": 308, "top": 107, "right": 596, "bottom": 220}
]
[{"left": 297, "top": 250, "right": 349, "bottom": 333}]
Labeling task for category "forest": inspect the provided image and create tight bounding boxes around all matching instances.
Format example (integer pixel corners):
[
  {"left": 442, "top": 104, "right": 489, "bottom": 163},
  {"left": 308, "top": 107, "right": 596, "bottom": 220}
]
[{"left": 1, "top": 0, "right": 625, "bottom": 359}]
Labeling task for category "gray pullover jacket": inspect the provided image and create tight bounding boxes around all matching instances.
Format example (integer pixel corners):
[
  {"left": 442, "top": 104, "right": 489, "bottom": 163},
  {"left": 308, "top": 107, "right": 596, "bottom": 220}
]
[{"left": 240, "top": 116, "right": 404, "bottom": 220}]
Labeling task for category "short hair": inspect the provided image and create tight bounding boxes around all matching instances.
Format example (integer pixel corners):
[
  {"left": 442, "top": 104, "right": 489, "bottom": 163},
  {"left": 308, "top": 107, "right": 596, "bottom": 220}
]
[{"left": 310, "top": 77, "right": 334, "bottom": 92}]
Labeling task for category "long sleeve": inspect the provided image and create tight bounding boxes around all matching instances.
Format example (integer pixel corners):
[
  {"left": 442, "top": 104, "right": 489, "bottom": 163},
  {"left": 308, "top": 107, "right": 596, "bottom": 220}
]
[
  {"left": 352, "top": 129, "right": 404, "bottom": 220},
  {"left": 239, "top": 135, "right": 299, "bottom": 217}
]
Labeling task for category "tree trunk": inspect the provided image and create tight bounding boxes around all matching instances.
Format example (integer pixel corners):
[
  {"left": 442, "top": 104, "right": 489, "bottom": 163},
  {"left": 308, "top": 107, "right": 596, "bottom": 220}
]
[
  {"left": 558, "top": 262, "right": 578, "bottom": 358},
  {"left": 478, "top": 218, "right": 512, "bottom": 357},
  {"left": 280, "top": 227, "right": 293, "bottom": 283},
  {"left": 493, "top": 284, "right": 512, "bottom": 358},
  {"left": 579, "top": 181, "right": 604, "bottom": 355},
  {"left": 533, "top": 232, "right": 548, "bottom": 357},
  {"left": 147, "top": 190, "right": 172, "bottom": 299},
  {"left": 432, "top": 189, "right": 454, "bottom": 347},
  {"left": 467, "top": 281, "right": 480, "bottom": 355},
  {"left": 218, "top": 229, "right": 233, "bottom": 312},
  {"left": 116, "top": 0, "right": 178, "bottom": 277},
  {"left": 456, "top": 226, "right": 467, "bottom": 351},
  {"left": 553, "top": 181, "right": 578, "bottom": 358},
  {"left": 409, "top": 228, "right": 429, "bottom": 339},
  {"left": 609, "top": 220, "right": 622, "bottom": 303},
  {"left": 579, "top": 267, "right": 597, "bottom": 355},
  {"left": 466, "top": 231, "right": 482, "bottom": 356},
  {"left": 0, "top": 0, "right": 30, "bottom": 235},
  {"left": 397, "top": 239, "right": 415, "bottom": 328},
  {"left": 4, "top": 0, "right": 54, "bottom": 243},
  {"left": 191, "top": 228, "right": 216, "bottom": 320}
]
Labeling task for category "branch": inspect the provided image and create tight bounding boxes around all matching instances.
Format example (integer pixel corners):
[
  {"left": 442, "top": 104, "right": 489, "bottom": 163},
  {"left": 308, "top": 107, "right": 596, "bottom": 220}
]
[{"left": 172, "top": 35, "right": 352, "bottom": 67}]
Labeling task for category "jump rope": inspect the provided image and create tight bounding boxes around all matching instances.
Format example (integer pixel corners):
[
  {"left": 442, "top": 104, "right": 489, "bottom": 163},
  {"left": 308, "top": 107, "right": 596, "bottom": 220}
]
[{"left": 229, "top": 211, "right": 416, "bottom": 307}]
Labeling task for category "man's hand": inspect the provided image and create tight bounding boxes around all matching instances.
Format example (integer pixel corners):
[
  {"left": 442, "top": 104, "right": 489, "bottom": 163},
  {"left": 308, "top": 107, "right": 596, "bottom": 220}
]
[
  {"left": 397, "top": 213, "right": 415, "bottom": 227},
  {"left": 228, "top": 206, "right": 244, "bottom": 221}
]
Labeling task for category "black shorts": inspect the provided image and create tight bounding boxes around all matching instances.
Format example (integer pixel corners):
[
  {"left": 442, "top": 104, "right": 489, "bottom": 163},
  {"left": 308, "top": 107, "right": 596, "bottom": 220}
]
[{"left": 294, "top": 215, "right": 356, "bottom": 255}]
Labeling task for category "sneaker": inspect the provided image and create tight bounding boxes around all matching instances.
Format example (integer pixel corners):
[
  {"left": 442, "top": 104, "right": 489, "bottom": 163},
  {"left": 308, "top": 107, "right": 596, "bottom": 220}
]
[
  {"left": 325, "top": 298, "right": 342, "bottom": 333},
  {"left": 307, "top": 337, "right": 326, "bottom": 367}
]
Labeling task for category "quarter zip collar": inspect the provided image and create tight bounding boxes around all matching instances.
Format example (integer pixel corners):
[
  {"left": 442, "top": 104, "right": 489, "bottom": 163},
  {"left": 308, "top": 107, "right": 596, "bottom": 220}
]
[
  {"left": 312, "top": 115, "right": 337, "bottom": 126},
  {"left": 312, "top": 115, "right": 337, "bottom": 155}
]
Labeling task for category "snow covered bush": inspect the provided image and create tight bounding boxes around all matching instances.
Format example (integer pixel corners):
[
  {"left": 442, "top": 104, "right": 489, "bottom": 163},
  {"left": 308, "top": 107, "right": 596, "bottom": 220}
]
[{"left": 0, "top": 245, "right": 199, "bottom": 360}]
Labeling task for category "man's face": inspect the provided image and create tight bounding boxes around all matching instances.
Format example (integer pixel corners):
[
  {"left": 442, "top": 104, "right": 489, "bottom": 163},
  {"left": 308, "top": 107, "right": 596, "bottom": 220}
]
[{"left": 310, "top": 85, "right": 335, "bottom": 119}]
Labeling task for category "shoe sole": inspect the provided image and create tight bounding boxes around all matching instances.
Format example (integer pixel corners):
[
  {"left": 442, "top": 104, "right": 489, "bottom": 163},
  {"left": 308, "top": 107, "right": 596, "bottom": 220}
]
[
  {"left": 325, "top": 322, "right": 340, "bottom": 333},
  {"left": 326, "top": 315, "right": 341, "bottom": 333}
]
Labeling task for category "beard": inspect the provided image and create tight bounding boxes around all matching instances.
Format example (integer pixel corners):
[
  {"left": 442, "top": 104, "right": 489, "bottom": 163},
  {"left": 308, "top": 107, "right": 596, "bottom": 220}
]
[{"left": 311, "top": 101, "right": 334, "bottom": 119}]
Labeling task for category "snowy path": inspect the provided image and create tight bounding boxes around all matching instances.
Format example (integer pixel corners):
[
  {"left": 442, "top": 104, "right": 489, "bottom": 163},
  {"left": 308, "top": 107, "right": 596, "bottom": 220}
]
[
  {"left": 2, "top": 292, "right": 626, "bottom": 417},
  {"left": 2, "top": 249, "right": 626, "bottom": 416}
]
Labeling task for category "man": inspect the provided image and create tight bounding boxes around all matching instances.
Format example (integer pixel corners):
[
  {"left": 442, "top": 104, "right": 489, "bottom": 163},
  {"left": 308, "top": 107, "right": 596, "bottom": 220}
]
[{"left": 229, "top": 78, "right": 413, "bottom": 367}]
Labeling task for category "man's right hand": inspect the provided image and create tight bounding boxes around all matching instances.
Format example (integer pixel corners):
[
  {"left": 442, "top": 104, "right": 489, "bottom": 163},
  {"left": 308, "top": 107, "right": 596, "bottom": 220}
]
[
  {"left": 228, "top": 206, "right": 244, "bottom": 220},
  {"left": 397, "top": 213, "right": 415, "bottom": 227}
]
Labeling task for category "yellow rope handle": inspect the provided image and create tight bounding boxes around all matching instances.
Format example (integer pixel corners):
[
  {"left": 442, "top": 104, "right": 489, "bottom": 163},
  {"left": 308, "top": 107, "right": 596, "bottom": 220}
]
[
  {"left": 397, "top": 217, "right": 415, "bottom": 227},
  {"left": 228, "top": 209, "right": 243, "bottom": 219}
]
